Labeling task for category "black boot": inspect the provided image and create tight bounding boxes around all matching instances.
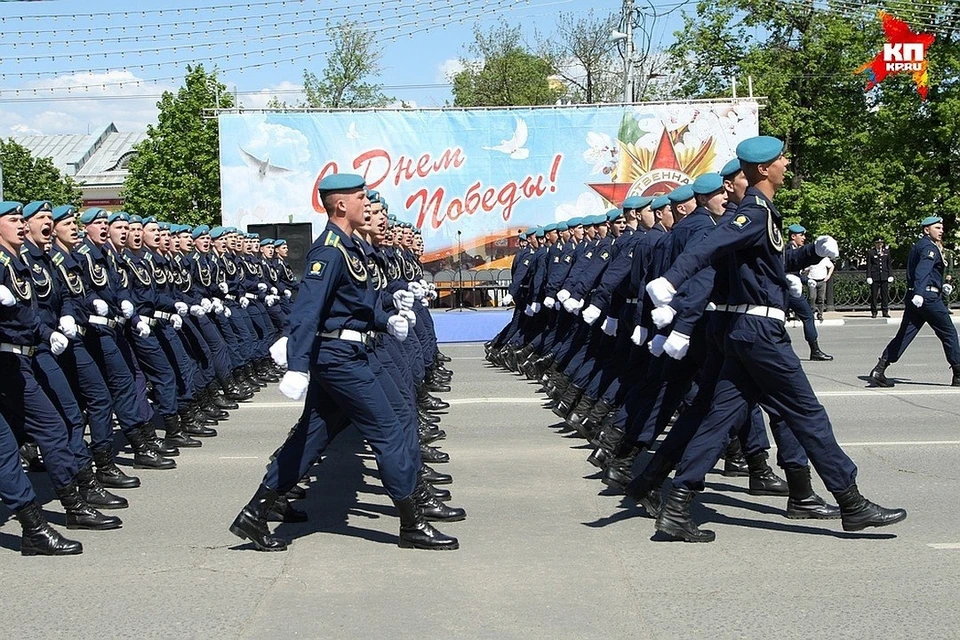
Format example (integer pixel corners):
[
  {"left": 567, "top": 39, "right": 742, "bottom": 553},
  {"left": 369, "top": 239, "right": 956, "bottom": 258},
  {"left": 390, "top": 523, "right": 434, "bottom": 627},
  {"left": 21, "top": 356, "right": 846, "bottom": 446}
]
[
  {"left": 91, "top": 445, "right": 140, "bottom": 489},
  {"left": 55, "top": 483, "right": 123, "bottom": 530},
  {"left": 581, "top": 399, "right": 614, "bottom": 439},
  {"left": 257, "top": 358, "right": 281, "bottom": 383},
  {"left": 267, "top": 495, "right": 308, "bottom": 523},
  {"left": 655, "top": 486, "right": 715, "bottom": 542},
  {"left": 419, "top": 423, "right": 446, "bottom": 445},
  {"left": 225, "top": 373, "right": 255, "bottom": 401},
  {"left": 16, "top": 502, "right": 83, "bottom": 556},
  {"left": 625, "top": 454, "right": 674, "bottom": 518},
  {"left": 245, "top": 362, "right": 268, "bottom": 388},
  {"left": 208, "top": 383, "right": 239, "bottom": 411},
  {"left": 424, "top": 482, "right": 452, "bottom": 502},
  {"left": 602, "top": 444, "right": 640, "bottom": 492},
  {"left": 230, "top": 484, "right": 289, "bottom": 550},
  {"left": 869, "top": 357, "right": 894, "bottom": 387},
  {"left": 564, "top": 394, "right": 596, "bottom": 437},
  {"left": 746, "top": 451, "right": 789, "bottom": 496},
  {"left": 809, "top": 341, "right": 834, "bottom": 361},
  {"left": 587, "top": 418, "right": 624, "bottom": 468},
  {"left": 553, "top": 383, "right": 583, "bottom": 419},
  {"left": 417, "top": 386, "right": 449, "bottom": 411},
  {"left": 418, "top": 408, "right": 441, "bottom": 425},
  {"left": 421, "top": 463, "right": 453, "bottom": 485},
  {"left": 833, "top": 484, "right": 907, "bottom": 532},
  {"left": 393, "top": 496, "right": 459, "bottom": 550},
  {"left": 76, "top": 462, "right": 128, "bottom": 509},
  {"left": 127, "top": 426, "right": 177, "bottom": 470},
  {"left": 285, "top": 484, "right": 307, "bottom": 500},
  {"left": 164, "top": 413, "right": 203, "bottom": 449},
  {"left": 784, "top": 466, "right": 841, "bottom": 519},
  {"left": 722, "top": 440, "right": 749, "bottom": 477},
  {"left": 420, "top": 443, "right": 449, "bottom": 464},
  {"left": 142, "top": 421, "right": 179, "bottom": 457},
  {"left": 179, "top": 406, "right": 217, "bottom": 438},
  {"left": 415, "top": 482, "right": 466, "bottom": 522},
  {"left": 19, "top": 441, "right": 45, "bottom": 472},
  {"left": 952, "top": 364, "right": 960, "bottom": 387}
]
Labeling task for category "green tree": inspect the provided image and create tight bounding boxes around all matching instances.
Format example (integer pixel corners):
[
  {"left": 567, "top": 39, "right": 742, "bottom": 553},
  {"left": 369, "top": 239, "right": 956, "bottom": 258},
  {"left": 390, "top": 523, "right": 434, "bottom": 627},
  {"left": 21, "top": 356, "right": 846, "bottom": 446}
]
[
  {"left": 452, "top": 21, "right": 563, "bottom": 107},
  {"left": 667, "top": 0, "right": 960, "bottom": 259},
  {"left": 0, "top": 139, "right": 83, "bottom": 206},
  {"left": 301, "top": 19, "right": 391, "bottom": 108},
  {"left": 536, "top": 10, "right": 622, "bottom": 104},
  {"left": 122, "top": 64, "right": 233, "bottom": 225}
]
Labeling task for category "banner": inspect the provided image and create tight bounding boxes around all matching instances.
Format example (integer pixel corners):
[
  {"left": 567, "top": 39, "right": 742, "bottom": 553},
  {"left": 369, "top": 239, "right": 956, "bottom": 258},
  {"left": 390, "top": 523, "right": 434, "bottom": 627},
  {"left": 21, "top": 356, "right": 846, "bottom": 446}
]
[{"left": 218, "top": 101, "right": 759, "bottom": 269}]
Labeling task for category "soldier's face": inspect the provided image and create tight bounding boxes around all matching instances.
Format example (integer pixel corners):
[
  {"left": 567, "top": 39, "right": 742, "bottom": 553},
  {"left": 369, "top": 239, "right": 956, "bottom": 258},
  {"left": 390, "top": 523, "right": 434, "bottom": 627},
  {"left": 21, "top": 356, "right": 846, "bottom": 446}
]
[
  {"left": 659, "top": 206, "right": 675, "bottom": 230},
  {"left": 612, "top": 219, "right": 626, "bottom": 235},
  {"left": 214, "top": 237, "right": 228, "bottom": 253},
  {"left": 765, "top": 154, "right": 790, "bottom": 189},
  {"left": 196, "top": 235, "right": 211, "bottom": 252},
  {"left": 277, "top": 244, "right": 288, "bottom": 258},
  {"left": 180, "top": 234, "right": 194, "bottom": 252},
  {"left": 160, "top": 230, "right": 171, "bottom": 251},
  {"left": 926, "top": 223, "right": 944, "bottom": 242},
  {"left": 109, "top": 221, "right": 128, "bottom": 248},
  {"left": 261, "top": 244, "right": 274, "bottom": 258},
  {"left": 344, "top": 189, "right": 371, "bottom": 231},
  {"left": 791, "top": 233, "right": 805, "bottom": 247},
  {"left": 143, "top": 223, "right": 161, "bottom": 249},
  {"left": 0, "top": 213, "right": 26, "bottom": 250},
  {"left": 560, "top": 229, "right": 571, "bottom": 242},
  {"left": 573, "top": 226, "right": 584, "bottom": 241},
  {"left": 27, "top": 210, "right": 54, "bottom": 246},
  {"left": 546, "top": 230, "right": 559, "bottom": 244},
  {"left": 639, "top": 206, "right": 655, "bottom": 229},
  {"left": 701, "top": 190, "right": 728, "bottom": 216},
  {"left": 85, "top": 218, "right": 108, "bottom": 245},
  {"left": 724, "top": 171, "right": 749, "bottom": 204},
  {"left": 127, "top": 224, "right": 143, "bottom": 250},
  {"left": 53, "top": 218, "right": 79, "bottom": 247}
]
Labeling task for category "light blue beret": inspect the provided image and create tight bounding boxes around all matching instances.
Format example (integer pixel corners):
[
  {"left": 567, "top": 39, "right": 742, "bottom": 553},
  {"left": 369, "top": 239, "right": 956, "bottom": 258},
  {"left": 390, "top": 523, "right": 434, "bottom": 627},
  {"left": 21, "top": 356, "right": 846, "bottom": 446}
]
[
  {"left": 606, "top": 208, "right": 624, "bottom": 222},
  {"left": 128, "top": 214, "right": 143, "bottom": 225},
  {"left": 622, "top": 195, "right": 653, "bottom": 210},
  {"left": 667, "top": 185, "right": 695, "bottom": 203},
  {"left": 556, "top": 221, "right": 569, "bottom": 232},
  {"left": 921, "top": 216, "right": 943, "bottom": 227},
  {"left": 209, "top": 226, "right": 226, "bottom": 239},
  {"left": 534, "top": 227, "right": 545, "bottom": 238},
  {"left": 736, "top": 136, "right": 784, "bottom": 164},
  {"left": 543, "top": 223, "right": 557, "bottom": 233},
  {"left": 787, "top": 224, "right": 806, "bottom": 234},
  {"left": 567, "top": 217, "right": 583, "bottom": 227},
  {"left": 651, "top": 196, "right": 670, "bottom": 210},
  {"left": 318, "top": 173, "right": 365, "bottom": 194},
  {"left": 192, "top": 225, "right": 211, "bottom": 239},
  {"left": 141, "top": 216, "right": 156, "bottom": 225},
  {"left": 52, "top": 205, "right": 77, "bottom": 223},
  {"left": 720, "top": 158, "right": 741, "bottom": 177},
  {"left": 692, "top": 173, "right": 724, "bottom": 195},
  {"left": 107, "top": 211, "right": 130, "bottom": 225},
  {"left": 80, "top": 208, "right": 108, "bottom": 224},
  {"left": 158, "top": 222, "right": 171, "bottom": 231},
  {"left": 0, "top": 201, "right": 23, "bottom": 217},
  {"left": 274, "top": 238, "right": 286, "bottom": 246},
  {"left": 259, "top": 237, "right": 274, "bottom": 246},
  {"left": 23, "top": 201, "right": 52, "bottom": 219}
]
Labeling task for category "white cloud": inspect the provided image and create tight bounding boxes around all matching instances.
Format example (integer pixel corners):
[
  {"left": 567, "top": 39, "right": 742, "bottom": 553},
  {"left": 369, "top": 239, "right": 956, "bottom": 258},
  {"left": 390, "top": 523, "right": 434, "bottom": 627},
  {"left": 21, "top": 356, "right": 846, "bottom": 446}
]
[
  {"left": 240, "top": 81, "right": 305, "bottom": 110},
  {"left": 554, "top": 191, "right": 606, "bottom": 221},
  {"left": 245, "top": 118, "right": 312, "bottom": 167},
  {"left": 436, "top": 58, "right": 466, "bottom": 83}
]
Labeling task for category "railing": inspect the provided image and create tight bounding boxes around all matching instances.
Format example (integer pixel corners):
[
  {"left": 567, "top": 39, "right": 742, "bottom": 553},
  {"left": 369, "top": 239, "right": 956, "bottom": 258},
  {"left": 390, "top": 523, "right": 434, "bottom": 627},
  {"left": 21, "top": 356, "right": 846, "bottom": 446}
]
[{"left": 425, "top": 268, "right": 957, "bottom": 310}]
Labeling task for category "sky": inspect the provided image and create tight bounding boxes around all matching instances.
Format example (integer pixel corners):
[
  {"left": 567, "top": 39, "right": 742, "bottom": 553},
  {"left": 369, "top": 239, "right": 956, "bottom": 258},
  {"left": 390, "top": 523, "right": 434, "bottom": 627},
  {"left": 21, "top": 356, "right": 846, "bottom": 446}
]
[{"left": 0, "top": 0, "right": 691, "bottom": 137}]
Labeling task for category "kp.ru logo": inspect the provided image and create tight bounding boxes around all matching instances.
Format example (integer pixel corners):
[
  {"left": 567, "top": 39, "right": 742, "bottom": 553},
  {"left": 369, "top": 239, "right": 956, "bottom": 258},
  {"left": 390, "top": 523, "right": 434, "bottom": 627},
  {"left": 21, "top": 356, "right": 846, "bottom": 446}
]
[{"left": 857, "top": 11, "right": 935, "bottom": 100}]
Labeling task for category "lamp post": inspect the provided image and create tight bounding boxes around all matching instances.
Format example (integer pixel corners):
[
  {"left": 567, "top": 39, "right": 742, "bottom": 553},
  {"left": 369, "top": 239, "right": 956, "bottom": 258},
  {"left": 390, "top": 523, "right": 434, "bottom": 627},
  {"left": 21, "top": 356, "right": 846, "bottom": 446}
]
[{"left": 611, "top": 0, "right": 636, "bottom": 103}]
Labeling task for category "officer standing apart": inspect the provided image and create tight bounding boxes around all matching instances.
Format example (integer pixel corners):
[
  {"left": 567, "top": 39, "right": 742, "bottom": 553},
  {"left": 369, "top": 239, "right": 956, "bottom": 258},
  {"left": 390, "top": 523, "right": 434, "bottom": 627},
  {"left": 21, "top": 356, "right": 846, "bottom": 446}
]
[
  {"left": 867, "top": 236, "right": 893, "bottom": 318},
  {"left": 869, "top": 216, "right": 960, "bottom": 387}
]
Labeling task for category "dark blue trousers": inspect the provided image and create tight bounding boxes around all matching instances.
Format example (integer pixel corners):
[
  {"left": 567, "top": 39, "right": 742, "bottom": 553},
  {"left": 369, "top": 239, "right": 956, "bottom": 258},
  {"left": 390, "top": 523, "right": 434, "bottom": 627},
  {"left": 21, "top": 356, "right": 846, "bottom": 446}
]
[
  {"left": 59, "top": 338, "right": 120, "bottom": 451},
  {"left": 0, "top": 412, "right": 35, "bottom": 512},
  {"left": 673, "top": 315, "right": 857, "bottom": 493},
  {"left": 192, "top": 315, "right": 235, "bottom": 382},
  {"left": 130, "top": 332, "right": 179, "bottom": 416},
  {"left": 883, "top": 298, "right": 960, "bottom": 367},
  {"left": 156, "top": 324, "right": 198, "bottom": 403},
  {"left": 35, "top": 349, "right": 92, "bottom": 468},
  {"left": 788, "top": 294, "right": 817, "bottom": 344},
  {"left": 0, "top": 352, "right": 78, "bottom": 488},
  {"left": 262, "top": 340, "right": 417, "bottom": 500},
  {"left": 114, "top": 330, "right": 155, "bottom": 425}
]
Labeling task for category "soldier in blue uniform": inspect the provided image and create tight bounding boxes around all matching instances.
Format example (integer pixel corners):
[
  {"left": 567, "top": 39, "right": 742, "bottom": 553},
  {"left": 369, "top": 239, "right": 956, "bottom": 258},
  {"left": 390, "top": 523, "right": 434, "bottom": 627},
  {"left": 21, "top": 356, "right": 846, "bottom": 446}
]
[
  {"left": 230, "top": 174, "right": 458, "bottom": 551},
  {"left": 869, "top": 216, "right": 960, "bottom": 387},
  {"left": 786, "top": 224, "right": 833, "bottom": 361},
  {"left": 644, "top": 136, "right": 906, "bottom": 541}
]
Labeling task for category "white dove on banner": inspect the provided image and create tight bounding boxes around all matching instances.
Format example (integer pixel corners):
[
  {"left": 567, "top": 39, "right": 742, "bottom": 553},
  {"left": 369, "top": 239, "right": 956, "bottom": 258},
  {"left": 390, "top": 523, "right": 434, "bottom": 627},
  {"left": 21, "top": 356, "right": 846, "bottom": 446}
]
[
  {"left": 238, "top": 146, "right": 293, "bottom": 180},
  {"left": 346, "top": 122, "right": 361, "bottom": 139},
  {"left": 483, "top": 117, "right": 530, "bottom": 160}
]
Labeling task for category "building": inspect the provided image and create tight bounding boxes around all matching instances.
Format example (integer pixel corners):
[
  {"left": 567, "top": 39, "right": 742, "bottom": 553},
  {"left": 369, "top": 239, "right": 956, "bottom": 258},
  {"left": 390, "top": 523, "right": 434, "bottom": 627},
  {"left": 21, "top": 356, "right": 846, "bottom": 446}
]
[{"left": 12, "top": 123, "right": 147, "bottom": 209}]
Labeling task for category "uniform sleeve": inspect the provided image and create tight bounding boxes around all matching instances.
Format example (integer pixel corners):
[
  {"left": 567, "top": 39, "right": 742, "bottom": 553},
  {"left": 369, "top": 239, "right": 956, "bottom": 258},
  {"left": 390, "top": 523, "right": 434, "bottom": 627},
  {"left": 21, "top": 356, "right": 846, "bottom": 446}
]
[
  {"left": 913, "top": 248, "right": 937, "bottom": 296},
  {"left": 570, "top": 244, "right": 613, "bottom": 301},
  {"left": 590, "top": 247, "right": 633, "bottom": 313},
  {"left": 663, "top": 210, "right": 766, "bottom": 289},
  {"left": 784, "top": 243, "right": 819, "bottom": 274},
  {"left": 285, "top": 247, "right": 343, "bottom": 374}
]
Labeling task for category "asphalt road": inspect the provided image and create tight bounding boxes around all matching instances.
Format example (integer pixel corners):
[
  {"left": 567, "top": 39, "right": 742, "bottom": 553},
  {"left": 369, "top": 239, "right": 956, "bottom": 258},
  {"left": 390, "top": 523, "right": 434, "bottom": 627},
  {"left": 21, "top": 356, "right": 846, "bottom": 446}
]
[{"left": 1, "top": 320, "right": 958, "bottom": 639}]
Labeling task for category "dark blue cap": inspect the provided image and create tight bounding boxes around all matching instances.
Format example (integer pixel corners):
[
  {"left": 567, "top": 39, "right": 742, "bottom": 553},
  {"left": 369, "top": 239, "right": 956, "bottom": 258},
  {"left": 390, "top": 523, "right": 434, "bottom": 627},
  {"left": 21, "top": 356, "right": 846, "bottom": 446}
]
[
  {"left": 52, "top": 205, "right": 77, "bottom": 223},
  {"left": 318, "top": 173, "right": 365, "bottom": 194},
  {"left": 667, "top": 185, "right": 695, "bottom": 203},
  {"left": 692, "top": 173, "right": 724, "bottom": 195},
  {"left": 23, "top": 201, "right": 53, "bottom": 219},
  {"left": 736, "top": 136, "right": 784, "bottom": 164}
]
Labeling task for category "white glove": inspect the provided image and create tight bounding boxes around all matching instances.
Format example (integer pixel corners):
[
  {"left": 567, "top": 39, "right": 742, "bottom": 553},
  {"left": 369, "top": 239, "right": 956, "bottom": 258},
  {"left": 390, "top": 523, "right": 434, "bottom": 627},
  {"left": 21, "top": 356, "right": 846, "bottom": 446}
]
[
  {"left": 427, "top": 289, "right": 438, "bottom": 300},
  {"left": 189, "top": 305, "right": 206, "bottom": 317},
  {"left": 648, "top": 333, "right": 667, "bottom": 356},
  {"left": 58, "top": 315, "right": 78, "bottom": 339},
  {"left": 240, "top": 297, "right": 249, "bottom": 308},
  {"left": 912, "top": 294, "right": 923, "bottom": 308},
  {"left": 278, "top": 370, "right": 309, "bottom": 401},
  {"left": 120, "top": 300, "right": 135, "bottom": 319},
  {"left": 270, "top": 336, "right": 288, "bottom": 368},
  {"left": 200, "top": 298, "right": 213, "bottom": 313},
  {"left": 501, "top": 294, "right": 514, "bottom": 307},
  {"left": 786, "top": 274, "right": 803, "bottom": 298},
  {"left": 283, "top": 289, "right": 292, "bottom": 299},
  {"left": 524, "top": 304, "right": 535, "bottom": 316},
  {"left": 265, "top": 295, "right": 276, "bottom": 307},
  {"left": 135, "top": 320, "right": 151, "bottom": 337},
  {"left": 387, "top": 314, "right": 409, "bottom": 341},
  {"left": 174, "top": 301, "right": 189, "bottom": 316},
  {"left": 601, "top": 317, "right": 618, "bottom": 336},
  {"left": 91, "top": 298, "right": 108, "bottom": 315},
  {"left": 581, "top": 304, "right": 602, "bottom": 325},
  {"left": 270, "top": 287, "right": 278, "bottom": 295},
  {"left": 0, "top": 285, "right": 15, "bottom": 306},
  {"left": 663, "top": 331, "right": 691, "bottom": 360},
  {"left": 543, "top": 296, "right": 556, "bottom": 309},
  {"left": 170, "top": 314, "right": 183, "bottom": 330},
  {"left": 866, "top": 277, "right": 874, "bottom": 285},
  {"left": 419, "top": 279, "right": 429, "bottom": 290},
  {"left": 631, "top": 325, "right": 648, "bottom": 346},
  {"left": 646, "top": 277, "right": 677, "bottom": 307},
  {"left": 887, "top": 276, "right": 894, "bottom": 283},
  {"left": 408, "top": 281, "right": 425, "bottom": 298},
  {"left": 563, "top": 297, "right": 583, "bottom": 314},
  {"left": 49, "top": 331, "right": 69, "bottom": 355},
  {"left": 223, "top": 306, "right": 232, "bottom": 318},
  {"left": 944, "top": 284, "right": 954, "bottom": 296},
  {"left": 530, "top": 302, "right": 542, "bottom": 314},
  {"left": 556, "top": 289, "right": 571, "bottom": 303},
  {"left": 808, "top": 280, "right": 817, "bottom": 290},
  {"left": 400, "top": 308, "right": 417, "bottom": 327},
  {"left": 211, "top": 298, "right": 224, "bottom": 314},
  {"left": 421, "top": 297, "right": 429, "bottom": 307},
  {"left": 393, "top": 290, "right": 414, "bottom": 311},
  {"left": 815, "top": 235, "right": 839, "bottom": 259},
  {"left": 651, "top": 305, "right": 677, "bottom": 329},
  {"left": 427, "top": 282, "right": 436, "bottom": 291},
  {"left": 218, "top": 282, "right": 229, "bottom": 294},
  {"left": 257, "top": 283, "right": 268, "bottom": 292}
]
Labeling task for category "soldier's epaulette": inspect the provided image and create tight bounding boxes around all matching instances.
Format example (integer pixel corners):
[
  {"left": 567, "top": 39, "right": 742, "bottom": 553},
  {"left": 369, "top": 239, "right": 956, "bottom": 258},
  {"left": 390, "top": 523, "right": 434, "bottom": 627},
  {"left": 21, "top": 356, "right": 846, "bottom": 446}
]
[
  {"left": 0, "top": 252, "right": 9, "bottom": 267},
  {"left": 323, "top": 231, "right": 341, "bottom": 247},
  {"left": 19, "top": 245, "right": 28, "bottom": 255},
  {"left": 754, "top": 195, "right": 770, "bottom": 211},
  {"left": 77, "top": 245, "right": 90, "bottom": 255},
  {"left": 51, "top": 252, "right": 64, "bottom": 266}
]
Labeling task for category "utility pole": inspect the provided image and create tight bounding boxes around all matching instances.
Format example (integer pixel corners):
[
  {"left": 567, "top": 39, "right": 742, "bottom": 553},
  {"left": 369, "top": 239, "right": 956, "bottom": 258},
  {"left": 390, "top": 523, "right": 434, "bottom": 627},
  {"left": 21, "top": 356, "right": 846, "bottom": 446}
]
[{"left": 623, "top": 0, "right": 635, "bottom": 103}]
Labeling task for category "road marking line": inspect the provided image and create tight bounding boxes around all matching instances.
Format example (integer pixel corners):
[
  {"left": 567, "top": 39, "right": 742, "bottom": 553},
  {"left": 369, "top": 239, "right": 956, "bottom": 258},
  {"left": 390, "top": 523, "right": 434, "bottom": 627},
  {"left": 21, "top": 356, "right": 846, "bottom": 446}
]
[
  {"left": 219, "top": 456, "right": 260, "bottom": 460},
  {"left": 927, "top": 543, "right": 960, "bottom": 550},
  {"left": 817, "top": 389, "right": 960, "bottom": 397},
  {"left": 839, "top": 440, "right": 960, "bottom": 447}
]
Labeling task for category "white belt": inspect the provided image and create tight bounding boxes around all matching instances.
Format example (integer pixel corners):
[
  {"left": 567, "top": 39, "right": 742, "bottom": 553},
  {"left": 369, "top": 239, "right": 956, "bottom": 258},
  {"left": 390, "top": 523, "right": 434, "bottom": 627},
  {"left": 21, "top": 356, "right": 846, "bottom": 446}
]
[
  {"left": 225, "top": 294, "right": 237, "bottom": 301},
  {"left": 715, "top": 304, "right": 786, "bottom": 322},
  {"left": 143, "top": 317, "right": 158, "bottom": 327},
  {"left": 926, "top": 286, "right": 940, "bottom": 293},
  {"left": 88, "top": 315, "right": 117, "bottom": 329},
  {"left": 244, "top": 293, "right": 258, "bottom": 300},
  {"left": 153, "top": 311, "right": 173, "bottom": 321},
  {"left": 625, "top": 297, "right": 639, "bottom": 304},
  {"left": 705, "top": 302, "right": 718, "bottom": 311},
  {"left": 319, "top": 329, "right": 377, "bottom": 346},
  {"left": 0, "top": 343, "right": 36, "bottom": 357}
]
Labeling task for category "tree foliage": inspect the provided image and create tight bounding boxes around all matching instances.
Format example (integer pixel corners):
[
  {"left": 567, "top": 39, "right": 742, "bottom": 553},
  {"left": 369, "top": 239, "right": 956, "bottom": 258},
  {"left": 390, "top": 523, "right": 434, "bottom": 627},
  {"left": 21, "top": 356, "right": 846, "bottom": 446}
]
[
  {"left": 0, "top": 139, "right": 84, "bottom": 206},
  {"left": 301, "top": 20, "right": 392, "bottom": 108},
  {"left": 122, "top": 64, "right": 232, "bottom": 226},
  {"left": 667, "top": 0, "right": 960, "bottom": 263},
  {"left": 452, "top": 21, "right": 563, "bottom": 107},
  {"left": 536, "top": 10, "right": 622, "bottom": 104}
]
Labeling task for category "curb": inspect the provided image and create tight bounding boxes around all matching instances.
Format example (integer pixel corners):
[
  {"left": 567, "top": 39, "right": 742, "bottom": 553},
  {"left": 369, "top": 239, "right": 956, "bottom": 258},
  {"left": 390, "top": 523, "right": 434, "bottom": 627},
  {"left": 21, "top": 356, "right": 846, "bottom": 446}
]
[{"left": 787, "top": 319, "right": 845, "bottom": 328}]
